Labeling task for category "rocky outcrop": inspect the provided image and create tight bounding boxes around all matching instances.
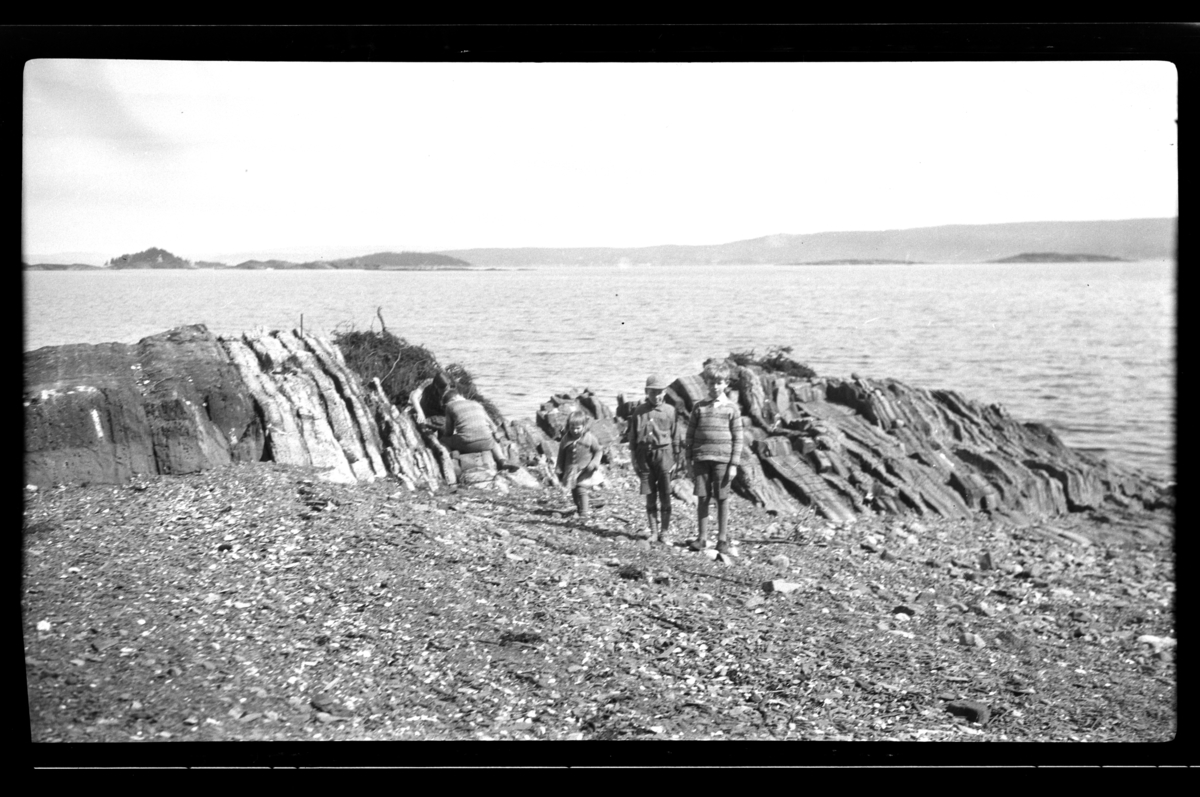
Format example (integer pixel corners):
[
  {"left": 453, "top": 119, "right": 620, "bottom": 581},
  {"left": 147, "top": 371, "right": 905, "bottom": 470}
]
[
  {"left": 25, "top": 326, "right": 262, "bottom": 486},
  {"left": 25, "top": 326, "right": 1170, "bottom": 527},
  {"left": 25, "top": 325, "right": 439, "bottom": 488},
  {"left": 655, "top": 365, "right": 1170, "bottom": 523},
  {"left": 362, "top": 377, "right": 442, "bottom": 492}
]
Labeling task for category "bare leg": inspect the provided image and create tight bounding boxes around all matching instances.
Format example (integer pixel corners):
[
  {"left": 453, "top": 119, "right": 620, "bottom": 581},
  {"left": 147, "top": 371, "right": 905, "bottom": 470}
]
[
  {"left": 716, "top": 499, "right": 731, "bottom": 551},
  {"left": 692, "top": 496, "right": 710, "bottom": 550}
]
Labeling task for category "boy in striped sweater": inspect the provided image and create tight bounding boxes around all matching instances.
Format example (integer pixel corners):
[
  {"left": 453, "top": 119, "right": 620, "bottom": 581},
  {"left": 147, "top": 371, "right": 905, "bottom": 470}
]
[{"left": 685, "top": 362, "right": 744, "bottom": 556}]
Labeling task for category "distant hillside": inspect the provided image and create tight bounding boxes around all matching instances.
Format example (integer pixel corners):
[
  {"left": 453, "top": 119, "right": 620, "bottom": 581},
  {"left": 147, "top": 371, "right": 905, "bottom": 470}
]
[
  {"left": 230, "top": 252, "right": 471, "bottom": 270},
  {"left": 988, "top": 252, "right": 1129, "bottom": 263},
  {"left": 23, "top": 251, "right": 110, "bottom": 266},
  {"left": 332, "top": 251, "right": 470, "bottom": 269},
  {"left": 23, "top": 262, "right": 101, "bottom": 271},
  {"left": 786, "top": 258, "right": 921, "bottom": 266},
  {"left": 438, "top": 218, "right": 1176, "bottom": 267},
  {"left": 107, "top": 247, "right": 193, "bottom": 269}
]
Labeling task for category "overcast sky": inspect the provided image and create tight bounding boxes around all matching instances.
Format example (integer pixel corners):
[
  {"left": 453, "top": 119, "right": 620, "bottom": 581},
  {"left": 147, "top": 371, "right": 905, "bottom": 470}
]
[{"left": 22, "top": 59, "right": 1178, "bottom": 262}]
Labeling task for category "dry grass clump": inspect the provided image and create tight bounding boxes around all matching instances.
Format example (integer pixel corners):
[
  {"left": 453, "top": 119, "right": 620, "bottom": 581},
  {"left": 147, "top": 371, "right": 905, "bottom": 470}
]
[
  {"left": 333, "top": 309, "right": 503, "bottom": 423},
  {"left": 728, "top": 345, "right": 817, "bottom": 380}
]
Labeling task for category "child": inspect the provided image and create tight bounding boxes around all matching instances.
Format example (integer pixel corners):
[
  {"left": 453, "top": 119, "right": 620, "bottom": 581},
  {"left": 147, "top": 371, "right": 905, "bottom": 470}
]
[
  {"left": 556, "top": 410, "right": 604, "bottom": 519},
  {"left": 685, "top": 362, "right": 744, "bottom": 556},
  {"left": 440, "top": 388, "right": 517, "bottom": 471},
  {"left": 625, "top": 374, "right": 679, "bottom": 543}
]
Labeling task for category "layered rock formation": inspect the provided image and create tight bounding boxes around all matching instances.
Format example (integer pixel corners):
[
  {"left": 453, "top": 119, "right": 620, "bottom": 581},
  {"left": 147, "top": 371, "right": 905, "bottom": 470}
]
[
  {"left": 25, "top": 326, "right": 1170, "bottom": 527},
  {"left": 25, "top": 326, "right": 262, "bottom": 486},
  {"left": 646, "top": 365, "right": 1170, "bottom": 524},
  {"left": 25, "top": 326, "right": 445, "bottom": 490}
]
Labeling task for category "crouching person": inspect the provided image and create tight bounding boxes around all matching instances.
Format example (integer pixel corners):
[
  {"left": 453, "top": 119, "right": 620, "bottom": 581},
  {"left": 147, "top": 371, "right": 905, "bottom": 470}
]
[
  {"left": 439, "top": 388, "right": 516, "bottom": 471},
  {"left": 557, "top": 410, "right": 603, "bottom": 519}
]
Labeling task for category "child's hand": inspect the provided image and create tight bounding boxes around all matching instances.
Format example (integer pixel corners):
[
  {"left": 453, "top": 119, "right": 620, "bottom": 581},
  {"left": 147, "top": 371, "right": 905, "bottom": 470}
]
[{"left": 723, "top": 465, "right": 739, "bottom": 486}]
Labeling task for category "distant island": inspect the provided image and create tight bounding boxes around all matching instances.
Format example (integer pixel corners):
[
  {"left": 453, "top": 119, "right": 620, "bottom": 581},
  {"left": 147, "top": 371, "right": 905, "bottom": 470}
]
[
  {"left": 22, "top": 218, "right": 1175, "bottom": 271},
  {"left": 784, "top": 258, "right": 922, "bottom": 266},
  {"left": 107, "top": 247, "right": 191, "bottom": 269},
  {"left": 23, "top": 247, "right": 473, "bottom": 271},
  {"left": 987, "top": 252, "right": 1130, "bottom": 263}
]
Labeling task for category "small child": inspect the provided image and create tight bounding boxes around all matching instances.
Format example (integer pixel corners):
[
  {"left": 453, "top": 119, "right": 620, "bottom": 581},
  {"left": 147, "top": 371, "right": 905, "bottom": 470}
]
[
  {"left": 685, "top": 361, "right": 744, "bottom": 556},
  {"left": 556, "top": 410, "right": 604, "bottom": 519}
]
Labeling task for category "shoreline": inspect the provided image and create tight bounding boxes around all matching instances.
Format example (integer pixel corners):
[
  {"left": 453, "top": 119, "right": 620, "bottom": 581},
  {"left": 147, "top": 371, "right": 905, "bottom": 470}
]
[{"left": 23, "top": 458, "right": 1175, "bottom": 747}]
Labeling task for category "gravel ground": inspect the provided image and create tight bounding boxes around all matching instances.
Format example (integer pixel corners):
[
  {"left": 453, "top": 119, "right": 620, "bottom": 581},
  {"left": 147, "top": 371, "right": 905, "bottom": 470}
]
[{"left": 23, "top": 461, "right": 1177, "bottom": 763}]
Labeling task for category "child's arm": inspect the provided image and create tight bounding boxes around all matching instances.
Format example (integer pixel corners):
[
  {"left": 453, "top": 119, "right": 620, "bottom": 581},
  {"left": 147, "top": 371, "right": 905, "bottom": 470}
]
[
  {"left": 685, "top": 408, "right": 699, "bottom": 475},
  {"left": 586, "top": 434, "right": 604, "bottom": 473},
  {"left": 685, "top": 407, "right": 698, "bottom": 454},
  {"left": 441, "top": 403, "right": 457, "bottom": 441},
  {"left": 729, "top": 406, "right": 744, "bottom": 468},
  {"left": 555, "top": 442, "right": 568, "bottom": 482},
  {"left": 725, "top": 407, "right": 743, "bottom": 484},
  {"left": 624, "top": 409, "right": 641, "bottom": 470}
]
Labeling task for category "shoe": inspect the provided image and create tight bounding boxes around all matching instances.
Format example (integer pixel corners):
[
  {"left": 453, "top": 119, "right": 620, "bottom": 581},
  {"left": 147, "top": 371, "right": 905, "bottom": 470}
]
[
  {"left": 688, "top": 538, "right": 707, "bottom": 552},
  {"left": 716, "top": 541, "right": 733, "bottom": 556}
]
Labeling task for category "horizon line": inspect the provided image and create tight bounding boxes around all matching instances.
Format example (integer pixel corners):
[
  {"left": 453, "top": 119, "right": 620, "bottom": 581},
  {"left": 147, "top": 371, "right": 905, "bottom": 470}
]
[{"left": 24, "top": 215, "right": 1178, "bottom": 265}]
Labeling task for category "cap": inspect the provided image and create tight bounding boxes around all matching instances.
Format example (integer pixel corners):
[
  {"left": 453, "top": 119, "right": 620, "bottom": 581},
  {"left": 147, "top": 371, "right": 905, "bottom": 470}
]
[{"left": 645, "top": 375, "right": 670, "bottom": 391}]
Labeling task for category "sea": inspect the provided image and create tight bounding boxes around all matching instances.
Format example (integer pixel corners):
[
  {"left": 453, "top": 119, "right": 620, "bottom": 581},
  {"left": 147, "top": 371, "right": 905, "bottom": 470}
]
[{"left": 23, "top": 261, "right": 1176, "bottom": 482}]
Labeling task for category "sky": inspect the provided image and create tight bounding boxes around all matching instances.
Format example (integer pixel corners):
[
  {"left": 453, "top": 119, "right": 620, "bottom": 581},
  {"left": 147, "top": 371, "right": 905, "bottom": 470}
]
[{"left": 22, "top": 60, "right": 1178, "bottom": 263}]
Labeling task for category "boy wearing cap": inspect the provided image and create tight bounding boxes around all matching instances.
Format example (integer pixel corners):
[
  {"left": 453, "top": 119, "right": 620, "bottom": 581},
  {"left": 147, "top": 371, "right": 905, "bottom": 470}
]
[
  {"left": 685, "top": 362, "right": 743, "bottom": 556},
  {"left": 625, "top": 374, "right": 679, "bottom": 544}
]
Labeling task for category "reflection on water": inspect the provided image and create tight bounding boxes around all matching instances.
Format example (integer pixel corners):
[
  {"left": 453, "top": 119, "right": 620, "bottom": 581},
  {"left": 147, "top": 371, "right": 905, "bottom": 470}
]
[{"left": 25, "top": 261, "right": 1175, "bottom": 480}]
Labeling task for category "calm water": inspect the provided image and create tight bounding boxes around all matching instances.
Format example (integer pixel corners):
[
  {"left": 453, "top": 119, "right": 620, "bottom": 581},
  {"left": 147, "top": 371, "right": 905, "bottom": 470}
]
[{"left": 24, "top": 262, "right": 1175, "bottom": 481}]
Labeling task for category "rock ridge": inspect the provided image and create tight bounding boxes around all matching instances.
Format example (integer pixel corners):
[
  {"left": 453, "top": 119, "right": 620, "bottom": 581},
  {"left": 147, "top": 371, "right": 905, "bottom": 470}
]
[{"left": 24, "top": 326, "right": 1170, "bottom": 527}]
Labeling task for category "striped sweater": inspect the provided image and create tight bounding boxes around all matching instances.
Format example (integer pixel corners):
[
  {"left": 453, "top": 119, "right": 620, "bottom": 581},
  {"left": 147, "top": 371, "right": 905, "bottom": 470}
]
[
  {"left": 686, "top": 398, "right": 744, "bottom": 465},
  {"left": 443, "top": 398, "right": 496, "bottom": 446}
]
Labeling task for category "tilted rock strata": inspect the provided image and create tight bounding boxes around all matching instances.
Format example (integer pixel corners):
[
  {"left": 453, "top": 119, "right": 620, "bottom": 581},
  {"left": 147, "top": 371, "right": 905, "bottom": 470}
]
[
  {"left": 24, "top": 326, "right": 1169, "bottom": 526},
  {"left": 658, "top": 366, "right": 1169, "bottom": 523},
  {"left": 362, "top": 378, "right": 442, "bottom": 492},
  {"left": 25, "top": 326, "right": 434, "bottom": 489}
]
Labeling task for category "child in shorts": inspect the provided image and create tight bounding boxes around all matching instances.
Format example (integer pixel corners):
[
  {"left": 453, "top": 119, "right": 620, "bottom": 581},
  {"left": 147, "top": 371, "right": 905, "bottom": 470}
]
[
  {"left": 685, "top": 362, "right": 744, "bottom": 555},
  {"left": 556, "top": 410, "right": 603, "bottom": 519}
]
